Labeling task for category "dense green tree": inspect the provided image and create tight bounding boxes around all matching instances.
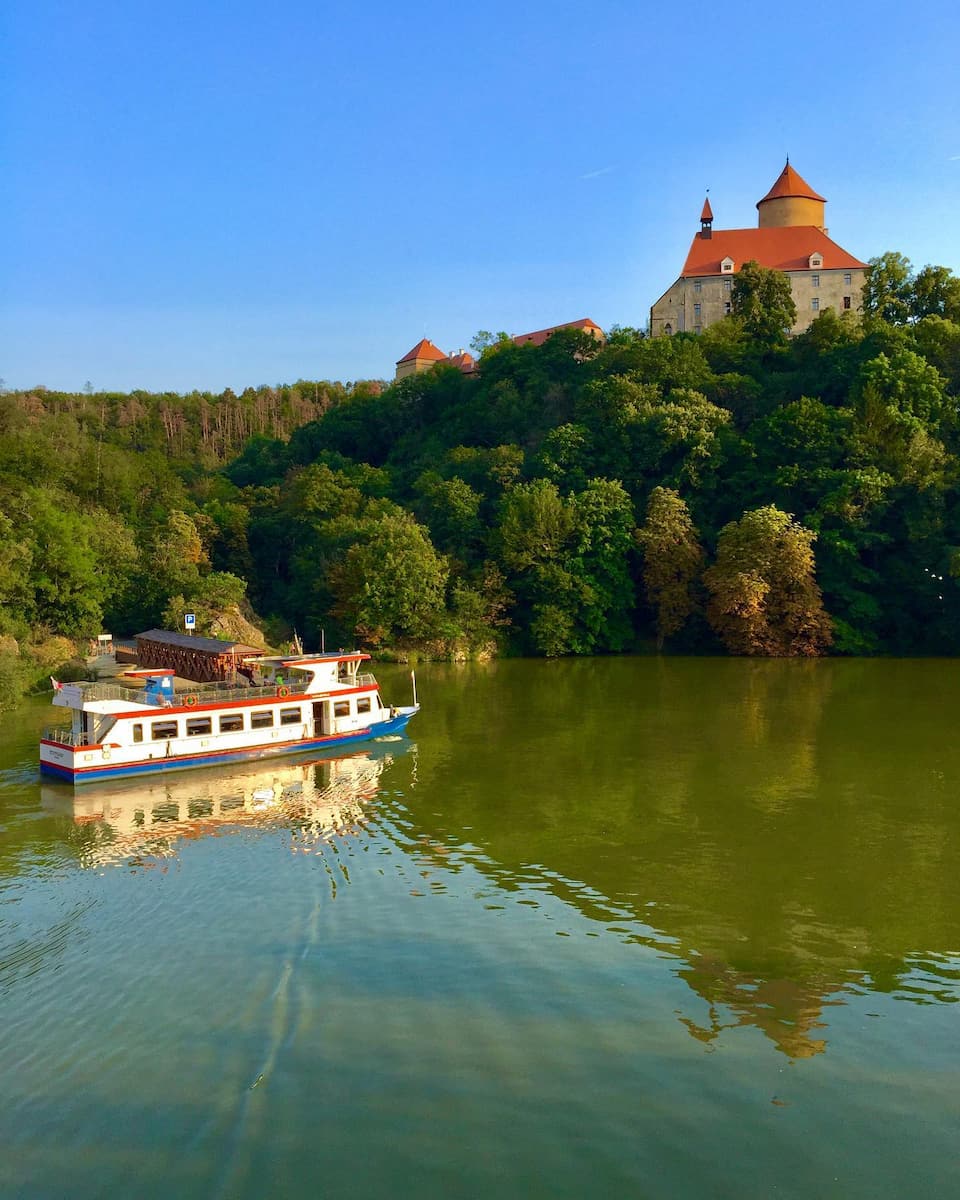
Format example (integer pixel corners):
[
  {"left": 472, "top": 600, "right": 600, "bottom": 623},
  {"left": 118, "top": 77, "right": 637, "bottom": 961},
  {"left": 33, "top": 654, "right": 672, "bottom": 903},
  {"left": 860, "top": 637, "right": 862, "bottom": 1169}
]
[
  {"left": 499, "top": 479, "right": 573, "bottom": 574},
  {"left": 731, "top": 261, "right": 798, "bottom": 343},
  {"left": 863, "top": 252, "right": 913, "bottom": 325},
  {"left": 330, "top": 512, "right": 449, "bottom": 646},
  {"left": 567, "top": 478, "right": 636, "bottom": 652},
  {"left": 704, "top": 506, "right": 833, "bottom": 656},
  {"left": 636, "top": 488, "right": 705, "bottom": 649},
  {"left": 909, "top": 265, "right": 960, "bottom": 323},
  {"left": 413, "top": 472, "right": 484, "bottom": 560}
]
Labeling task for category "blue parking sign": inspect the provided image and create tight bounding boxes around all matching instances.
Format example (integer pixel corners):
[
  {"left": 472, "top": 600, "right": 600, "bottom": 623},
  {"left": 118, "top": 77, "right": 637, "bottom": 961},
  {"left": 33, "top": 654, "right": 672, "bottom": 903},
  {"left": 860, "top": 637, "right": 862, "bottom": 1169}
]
[{"left": 184, "top": 613, "right": 196, "bottom": 629}]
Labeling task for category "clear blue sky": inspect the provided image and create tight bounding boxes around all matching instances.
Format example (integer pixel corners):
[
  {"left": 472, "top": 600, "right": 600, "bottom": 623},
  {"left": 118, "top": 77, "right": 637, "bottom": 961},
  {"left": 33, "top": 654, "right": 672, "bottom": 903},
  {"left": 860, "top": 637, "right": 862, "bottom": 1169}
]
[{"left": 3, "top": 0, "right": 959, "bottom": 393}]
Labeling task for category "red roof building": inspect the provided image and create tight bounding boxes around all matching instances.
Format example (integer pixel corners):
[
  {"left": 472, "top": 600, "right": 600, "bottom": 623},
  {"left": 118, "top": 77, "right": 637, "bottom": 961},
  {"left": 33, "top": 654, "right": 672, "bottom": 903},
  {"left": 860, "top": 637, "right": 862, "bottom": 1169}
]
[
  {"left": 395, "top": 339, "right": 476, "bottom": 380},
  {"left": 512, "top": 318, "right": 604, "bottom": 347},
  {"left": 650, "top": 162, "right": 868, "bottom": 338}
]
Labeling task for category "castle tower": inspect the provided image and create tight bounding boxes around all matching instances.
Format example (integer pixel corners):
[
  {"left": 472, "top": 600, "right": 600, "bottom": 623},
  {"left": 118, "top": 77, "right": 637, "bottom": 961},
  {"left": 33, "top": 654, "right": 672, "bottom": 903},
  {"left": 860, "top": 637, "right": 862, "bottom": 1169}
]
[{"left": 756, "top": 159, "right": 826, "bottom": 230}]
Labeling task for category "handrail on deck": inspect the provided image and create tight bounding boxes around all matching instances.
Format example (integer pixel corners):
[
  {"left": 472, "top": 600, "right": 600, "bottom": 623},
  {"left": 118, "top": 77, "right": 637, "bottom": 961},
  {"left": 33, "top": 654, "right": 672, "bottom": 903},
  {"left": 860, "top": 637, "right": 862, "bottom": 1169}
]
[{"left": 42, "top": 727, "right": 96, "bottom": 747}]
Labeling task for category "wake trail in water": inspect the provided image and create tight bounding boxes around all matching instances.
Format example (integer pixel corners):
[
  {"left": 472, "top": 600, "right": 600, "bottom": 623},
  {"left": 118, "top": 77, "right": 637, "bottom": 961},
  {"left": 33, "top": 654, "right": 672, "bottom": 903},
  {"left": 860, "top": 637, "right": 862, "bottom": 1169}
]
[{"left": 210, "top": 836, "right": 333, "bottom": 1200}]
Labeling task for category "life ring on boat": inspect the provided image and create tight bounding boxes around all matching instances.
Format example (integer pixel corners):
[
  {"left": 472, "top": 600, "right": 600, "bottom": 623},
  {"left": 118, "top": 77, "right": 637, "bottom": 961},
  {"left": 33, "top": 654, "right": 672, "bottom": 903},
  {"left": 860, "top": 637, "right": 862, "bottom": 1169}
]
[
  {"left": 184, "top": 694, "right": 198, "bottom": 707},
  {"left": 277, "top": 685, "right": 290, "bottom": 698}
]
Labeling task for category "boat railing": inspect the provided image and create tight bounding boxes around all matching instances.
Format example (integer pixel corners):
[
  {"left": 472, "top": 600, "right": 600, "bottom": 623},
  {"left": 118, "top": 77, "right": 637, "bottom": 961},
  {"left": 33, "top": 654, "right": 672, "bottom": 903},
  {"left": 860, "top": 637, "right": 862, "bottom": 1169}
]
[
  {"left": 65, "top": 680, "right": 314, "bottom": 707},
  {"left": 67, "top": 682, "right": 144, "bottom": 704},
  {"left": 178, "top": 681, "right": 307, "bottom": 704},
  {"left": 42, "top": 727, "right": 98, "bottom": 747},
  {"left": 357, "top": 673, "right": 378, "bottom": 687}
]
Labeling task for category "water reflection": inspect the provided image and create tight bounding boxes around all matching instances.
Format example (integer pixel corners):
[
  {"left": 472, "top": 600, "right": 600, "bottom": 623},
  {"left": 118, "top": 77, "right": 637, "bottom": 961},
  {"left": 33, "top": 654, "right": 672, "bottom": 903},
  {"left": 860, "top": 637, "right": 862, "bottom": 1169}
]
[
  {"left": 40, "top": 741, "right": 410, "bottom": 869},
  {"left": 404, "top": 658, "right": 960, "bottom": 1057}
]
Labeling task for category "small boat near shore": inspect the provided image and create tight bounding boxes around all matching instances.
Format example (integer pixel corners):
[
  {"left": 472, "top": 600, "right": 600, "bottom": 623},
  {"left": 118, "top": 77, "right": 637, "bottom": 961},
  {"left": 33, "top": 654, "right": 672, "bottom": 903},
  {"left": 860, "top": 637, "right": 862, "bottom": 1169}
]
[{"left": 40, "top": 650, "right": 419, "bottom": 785}]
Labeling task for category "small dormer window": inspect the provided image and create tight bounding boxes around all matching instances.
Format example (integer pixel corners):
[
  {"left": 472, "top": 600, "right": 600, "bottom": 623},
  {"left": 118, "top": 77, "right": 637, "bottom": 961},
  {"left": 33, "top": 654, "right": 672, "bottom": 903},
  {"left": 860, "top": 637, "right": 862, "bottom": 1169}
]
[
  {"left": 721, "top": 257, "right": 734, "bottom": 273},
  {"left": 808, "top": 253, "right": 823, "bottom": 269}
]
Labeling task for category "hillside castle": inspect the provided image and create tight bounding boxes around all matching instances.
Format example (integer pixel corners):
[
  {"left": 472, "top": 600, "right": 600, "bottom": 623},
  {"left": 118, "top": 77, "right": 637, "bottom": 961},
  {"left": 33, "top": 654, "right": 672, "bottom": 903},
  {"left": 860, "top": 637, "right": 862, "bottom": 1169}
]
[
  {"left": 649, "top": 161, "right": 867, "bottom": 337},
  {"left": 397, "top": 161, "right": 867, "bottom": 369}
]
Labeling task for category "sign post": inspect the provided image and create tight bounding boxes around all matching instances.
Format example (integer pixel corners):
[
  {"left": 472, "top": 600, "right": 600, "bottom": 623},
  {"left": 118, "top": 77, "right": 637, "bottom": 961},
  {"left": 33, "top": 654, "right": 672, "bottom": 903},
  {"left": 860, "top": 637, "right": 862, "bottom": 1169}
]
[{"left": 184, "top": 612, "right": 196, "bottom": 634}]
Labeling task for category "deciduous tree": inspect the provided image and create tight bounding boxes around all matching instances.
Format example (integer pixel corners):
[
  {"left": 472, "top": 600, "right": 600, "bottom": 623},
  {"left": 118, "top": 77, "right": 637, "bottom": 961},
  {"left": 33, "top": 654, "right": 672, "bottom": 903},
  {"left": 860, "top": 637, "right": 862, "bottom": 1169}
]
[
  {"left": 704, "top": 506, "right": 833, "bottom": 655},
  {"left": 731, "top": 261, "right": 797, "bottom": 343},
  {"left": 636, "top": 487, "right": 704, "bottom": 648}
]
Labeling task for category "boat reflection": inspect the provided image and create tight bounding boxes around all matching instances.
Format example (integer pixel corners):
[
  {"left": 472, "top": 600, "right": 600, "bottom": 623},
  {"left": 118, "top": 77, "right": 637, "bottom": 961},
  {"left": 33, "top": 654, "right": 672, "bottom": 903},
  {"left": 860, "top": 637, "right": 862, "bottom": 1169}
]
[{"left": 41, "top": 740, "right": 411, "bottom": 868}]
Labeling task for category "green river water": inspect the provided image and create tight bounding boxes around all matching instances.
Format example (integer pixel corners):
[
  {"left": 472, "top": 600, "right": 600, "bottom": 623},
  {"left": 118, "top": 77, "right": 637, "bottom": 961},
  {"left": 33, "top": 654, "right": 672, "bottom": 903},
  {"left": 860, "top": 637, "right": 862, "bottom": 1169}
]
[{"left": 2, "top": 657, "right": 959, "bottom": 1198}]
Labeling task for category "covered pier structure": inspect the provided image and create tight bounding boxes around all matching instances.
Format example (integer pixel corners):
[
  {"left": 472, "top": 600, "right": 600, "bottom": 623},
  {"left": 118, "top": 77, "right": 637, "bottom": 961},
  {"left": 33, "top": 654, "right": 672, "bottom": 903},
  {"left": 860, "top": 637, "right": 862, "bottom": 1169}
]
[{"left": 134, "top": 630, "right": 265, "bottom": 683}]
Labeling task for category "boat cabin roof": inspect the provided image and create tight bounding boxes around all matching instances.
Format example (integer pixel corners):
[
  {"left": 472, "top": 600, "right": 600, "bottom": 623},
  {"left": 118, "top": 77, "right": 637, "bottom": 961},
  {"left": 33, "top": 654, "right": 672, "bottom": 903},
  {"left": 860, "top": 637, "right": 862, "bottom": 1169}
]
[{"left": 250, "top": 652, "right": 371, "bottom": 670}]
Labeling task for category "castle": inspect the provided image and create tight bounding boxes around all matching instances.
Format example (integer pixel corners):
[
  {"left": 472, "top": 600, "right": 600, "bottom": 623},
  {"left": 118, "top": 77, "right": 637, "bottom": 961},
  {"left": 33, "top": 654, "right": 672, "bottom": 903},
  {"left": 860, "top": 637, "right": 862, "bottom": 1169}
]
[{"left": 649, "top": 161, "right": 867, "bottom": 337}]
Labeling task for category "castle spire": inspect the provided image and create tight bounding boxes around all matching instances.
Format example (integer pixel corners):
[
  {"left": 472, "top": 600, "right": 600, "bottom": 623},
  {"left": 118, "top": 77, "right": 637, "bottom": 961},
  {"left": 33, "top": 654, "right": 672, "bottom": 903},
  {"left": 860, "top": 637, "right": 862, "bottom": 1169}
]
[{"left": 700, "top": 194, "right": 713, "bottom": 239}]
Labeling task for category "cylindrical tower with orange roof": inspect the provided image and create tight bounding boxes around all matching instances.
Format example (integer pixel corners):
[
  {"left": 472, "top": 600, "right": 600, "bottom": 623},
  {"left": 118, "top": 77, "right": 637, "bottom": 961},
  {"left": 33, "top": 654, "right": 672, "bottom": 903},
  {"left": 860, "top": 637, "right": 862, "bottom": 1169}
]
[{"left": 756, "top": 160, "right": 826, "bottom": 230}]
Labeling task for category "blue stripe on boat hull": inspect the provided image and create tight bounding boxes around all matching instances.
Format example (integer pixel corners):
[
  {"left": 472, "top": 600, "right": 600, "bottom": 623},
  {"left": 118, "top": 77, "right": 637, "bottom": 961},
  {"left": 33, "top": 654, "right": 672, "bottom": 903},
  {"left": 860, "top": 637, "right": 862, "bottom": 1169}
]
[{"left": 40, "top": 712, "right": 415, "bottom": 785}]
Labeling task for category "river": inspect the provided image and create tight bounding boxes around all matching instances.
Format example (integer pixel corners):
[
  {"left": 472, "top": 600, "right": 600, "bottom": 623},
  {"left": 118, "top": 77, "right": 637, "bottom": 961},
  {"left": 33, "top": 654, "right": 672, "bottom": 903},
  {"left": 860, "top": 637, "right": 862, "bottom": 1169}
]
[{"left": 2, "top": 657, "right": 959, "bottom": 1198}]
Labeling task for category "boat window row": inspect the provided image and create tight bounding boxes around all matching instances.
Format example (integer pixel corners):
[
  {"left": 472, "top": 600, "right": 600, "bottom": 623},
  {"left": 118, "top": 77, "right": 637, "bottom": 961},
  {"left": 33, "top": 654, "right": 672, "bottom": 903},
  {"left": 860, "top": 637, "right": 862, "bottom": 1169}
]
[{"left": 132, "top": 705, "right": 304, "bottom": 742}]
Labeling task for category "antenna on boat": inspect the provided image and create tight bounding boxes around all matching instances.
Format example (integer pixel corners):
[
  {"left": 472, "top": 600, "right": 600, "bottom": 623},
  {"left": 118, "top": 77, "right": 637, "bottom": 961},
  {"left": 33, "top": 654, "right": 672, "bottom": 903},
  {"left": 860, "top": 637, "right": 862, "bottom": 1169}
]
[
  {"left": 411, "top": 669, "right": 417, "bottom": 707},
  {"left": 320, "top": 628, "right": 325, "bottom": 653}
]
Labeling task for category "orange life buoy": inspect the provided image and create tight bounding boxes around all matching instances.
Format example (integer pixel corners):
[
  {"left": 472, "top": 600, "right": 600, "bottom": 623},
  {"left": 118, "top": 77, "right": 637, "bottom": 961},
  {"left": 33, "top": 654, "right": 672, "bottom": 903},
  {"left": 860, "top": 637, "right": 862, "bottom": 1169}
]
[
  {"left": 277, "top": 685, "right": 290, "bottom": 698},
  {"left": 185, "top": 694, "right": 198, "bottom": 707}
]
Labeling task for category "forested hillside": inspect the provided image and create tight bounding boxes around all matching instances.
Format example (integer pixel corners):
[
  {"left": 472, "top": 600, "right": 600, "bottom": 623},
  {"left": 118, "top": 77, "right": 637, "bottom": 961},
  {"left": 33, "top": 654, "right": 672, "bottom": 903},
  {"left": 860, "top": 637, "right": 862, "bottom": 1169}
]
[{"left": 3, "top": 252, "right": 960, "bottom": 702}]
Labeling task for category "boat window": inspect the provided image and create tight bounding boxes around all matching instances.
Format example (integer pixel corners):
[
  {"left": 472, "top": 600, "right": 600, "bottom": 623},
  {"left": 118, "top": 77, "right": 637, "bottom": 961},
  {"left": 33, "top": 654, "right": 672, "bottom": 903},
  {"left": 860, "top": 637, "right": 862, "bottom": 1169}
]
[
  {"left": 357, "top": 697, "right": 371, "bottom": 714},
  {"left": 280, "top": 706, "right": 302, "bottom": 725},
  {"left": 219, "top": 713, "right": 244, "bottom": 733},
  {"left": 333, "top": 701, "right": 350, "bottom": 718},
  {"left": 186, "top": 716, "right": 213, "bottom": 736},
  {"left": 251, "top": 709, "right": 274, "bottom": 729},
  {"left": 132, "top": 724, "right": 143, "bottom": 743},
  {"left": 151, "top": 720, "right": 179, "bottom": 740}
]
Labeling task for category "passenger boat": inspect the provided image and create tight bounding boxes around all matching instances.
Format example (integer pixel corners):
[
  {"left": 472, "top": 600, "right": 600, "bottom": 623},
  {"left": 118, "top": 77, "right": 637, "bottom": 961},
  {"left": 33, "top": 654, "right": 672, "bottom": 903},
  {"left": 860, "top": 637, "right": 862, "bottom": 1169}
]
[{"left": 40, "top": 651, "right": 419, "bottom": 785}]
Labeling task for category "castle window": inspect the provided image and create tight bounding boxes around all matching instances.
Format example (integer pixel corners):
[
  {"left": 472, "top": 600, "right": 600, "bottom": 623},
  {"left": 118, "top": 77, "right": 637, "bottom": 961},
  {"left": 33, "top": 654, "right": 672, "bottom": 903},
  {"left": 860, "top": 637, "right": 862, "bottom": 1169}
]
[
  {"left": 724, "top": 302, "right": 731, "bottom": 315},
  {"left": 664, "top": 324, "right": 673, "bottom": 336},
  {"left": 844, "top": 272, "right": 852, "bottom": 286},
  {"left": 694, "top": 325, "right": 702, "bottom": 335},
  {"left": 843, "top": 295, "right": 852, "bottom": 310},
  {"left": 811, "top": 297, "right": 820, "bottom": 311},
  {"left": 811, "top": 274, "right": 820, "bottom": 287},
  {"left": 809, "top": 254, "right": 823, "bottom": 269},
  {"left": 721, "top": 257, "right": 734, "bottom": 273},
  {"left": 694, "top": 303, "right": 701, "bottom": 317},
  {"left": 723, "top": 279, "right": 732, "bottom": 292},
  {"left": 694, "top": 279, "right": 702, "bottom": 293}
]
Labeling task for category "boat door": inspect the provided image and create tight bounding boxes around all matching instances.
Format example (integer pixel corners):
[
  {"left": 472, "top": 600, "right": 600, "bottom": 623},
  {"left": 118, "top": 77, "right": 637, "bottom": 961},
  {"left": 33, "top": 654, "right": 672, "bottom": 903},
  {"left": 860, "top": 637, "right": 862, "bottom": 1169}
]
[{"left": 312, "top": 701, "right": 328, "bottom": 737}]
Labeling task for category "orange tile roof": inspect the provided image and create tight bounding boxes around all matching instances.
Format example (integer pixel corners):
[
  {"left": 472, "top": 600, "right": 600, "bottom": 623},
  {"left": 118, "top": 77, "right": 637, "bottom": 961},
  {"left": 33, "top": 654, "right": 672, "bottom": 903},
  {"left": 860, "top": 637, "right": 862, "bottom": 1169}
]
[
  {"left": 512, "top": 318, "right": 603, "bottom": 347},
  {"left": 701, "top": 197, "right": 714, "bottom": 221},
  {"left": 396, "top": 338, "right": 447, "bottom": 365},
  {"left": 681, "top": 226, "right": 866, "bottom": 277},
  {"left": 444, "top": 351, "right": 476, "bottom": 373},
  {"left": 758, "top": 161, "right": 825, "bottom": 205}
]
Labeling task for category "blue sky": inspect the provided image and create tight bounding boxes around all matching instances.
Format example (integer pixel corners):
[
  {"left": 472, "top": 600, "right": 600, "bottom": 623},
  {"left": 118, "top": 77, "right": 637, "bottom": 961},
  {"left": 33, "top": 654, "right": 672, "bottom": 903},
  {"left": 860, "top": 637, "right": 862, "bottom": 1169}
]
[{"left": 3, "top": 0, "right": 960, "bottom": 393}]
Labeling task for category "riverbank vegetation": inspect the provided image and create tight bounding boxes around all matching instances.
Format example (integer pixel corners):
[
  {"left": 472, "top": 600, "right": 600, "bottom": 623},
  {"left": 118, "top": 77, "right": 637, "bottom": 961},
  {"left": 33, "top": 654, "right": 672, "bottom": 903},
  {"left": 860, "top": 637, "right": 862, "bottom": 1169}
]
[{"left": 3, "top": 251, "right": 960, "bottom": 701}]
